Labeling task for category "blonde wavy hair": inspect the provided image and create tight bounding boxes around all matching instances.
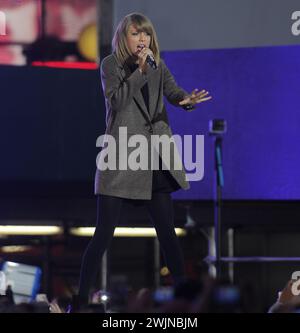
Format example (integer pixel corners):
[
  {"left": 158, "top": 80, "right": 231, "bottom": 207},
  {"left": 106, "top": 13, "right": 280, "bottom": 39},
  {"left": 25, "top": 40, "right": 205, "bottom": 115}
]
[{"left": 112, "top": 13, "right": 160, "bottom": 66}]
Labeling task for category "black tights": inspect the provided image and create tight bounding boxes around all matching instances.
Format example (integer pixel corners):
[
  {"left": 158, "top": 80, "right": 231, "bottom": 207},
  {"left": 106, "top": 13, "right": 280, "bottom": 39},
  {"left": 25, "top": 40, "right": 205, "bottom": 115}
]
[{"left": 78, "top": 193, "right": 186, "bottom": 299}]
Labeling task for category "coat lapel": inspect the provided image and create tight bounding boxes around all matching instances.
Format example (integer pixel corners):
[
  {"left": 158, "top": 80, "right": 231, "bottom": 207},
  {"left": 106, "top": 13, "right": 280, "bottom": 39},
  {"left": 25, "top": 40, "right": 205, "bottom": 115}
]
[
  {"left": 147, "top": 68, "right": 160, "bottom": 119},
  {"left": 115, "top": 55, "right": 151, "bottom": 123}
]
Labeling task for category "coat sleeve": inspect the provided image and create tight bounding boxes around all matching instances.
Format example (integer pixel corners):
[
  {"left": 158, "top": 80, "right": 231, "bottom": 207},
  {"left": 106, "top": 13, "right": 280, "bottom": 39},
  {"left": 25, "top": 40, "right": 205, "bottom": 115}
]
[
  {"left": 100, "top": 56, "right": 148, "bottom": 111},
  {"left": 161, "top": 59, "right": 195, "bottom": 111}
]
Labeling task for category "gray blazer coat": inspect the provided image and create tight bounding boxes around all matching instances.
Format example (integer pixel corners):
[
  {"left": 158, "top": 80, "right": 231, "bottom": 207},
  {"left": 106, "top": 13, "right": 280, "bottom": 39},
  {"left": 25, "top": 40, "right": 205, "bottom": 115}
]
[{"left": 94, "top": 53, "right": 191, "bottom": 200}]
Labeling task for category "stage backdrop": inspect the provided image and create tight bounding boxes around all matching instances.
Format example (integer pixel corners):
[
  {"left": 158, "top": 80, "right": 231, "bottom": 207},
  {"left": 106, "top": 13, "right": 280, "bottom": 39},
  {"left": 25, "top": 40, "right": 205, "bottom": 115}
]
[
  {"left": 0, "top": 44, "right": 299, "bottom": 200},
  {"left": 165, "top": 45, "right": 300, "bottom": 200}
]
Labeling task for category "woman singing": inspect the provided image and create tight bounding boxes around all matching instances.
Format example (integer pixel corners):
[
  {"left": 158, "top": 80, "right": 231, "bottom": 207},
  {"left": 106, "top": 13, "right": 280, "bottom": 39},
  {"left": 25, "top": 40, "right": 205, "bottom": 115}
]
[{"left": 77, "top": 12, "right": 212, "bottom": 306}]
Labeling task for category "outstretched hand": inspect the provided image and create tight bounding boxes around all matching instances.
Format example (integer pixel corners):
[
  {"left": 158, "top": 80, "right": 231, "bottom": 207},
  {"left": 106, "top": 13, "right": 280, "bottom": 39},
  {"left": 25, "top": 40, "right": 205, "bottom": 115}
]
[{"left": 179, "top": 89, "right": 212, "bottom": 108}]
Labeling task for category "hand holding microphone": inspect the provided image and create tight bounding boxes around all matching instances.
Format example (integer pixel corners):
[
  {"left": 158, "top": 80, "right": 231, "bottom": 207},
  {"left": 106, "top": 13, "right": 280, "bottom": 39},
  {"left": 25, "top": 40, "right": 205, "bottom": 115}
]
[
  {"left": 145, "top": 53, "right": 157, "bottom": 70},
  {"left": 137, "top": 46, "right": 157, "bottom": 73}
]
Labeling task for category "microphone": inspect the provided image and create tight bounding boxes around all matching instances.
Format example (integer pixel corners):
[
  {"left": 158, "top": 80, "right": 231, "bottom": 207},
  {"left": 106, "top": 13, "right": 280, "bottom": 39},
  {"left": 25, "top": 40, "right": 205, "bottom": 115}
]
[{"left": 146, "top": 54, "right": 157, "bottom": 70}]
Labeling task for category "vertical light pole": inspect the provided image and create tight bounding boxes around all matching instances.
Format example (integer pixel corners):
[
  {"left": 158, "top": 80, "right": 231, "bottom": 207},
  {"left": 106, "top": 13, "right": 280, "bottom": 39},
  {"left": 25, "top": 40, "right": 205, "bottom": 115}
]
[
  {"left": 209, "top": 119, "right": 227, "bottom": 280},
  {"left": 97, "top": 0, "right": 113, "bottom": 61}
]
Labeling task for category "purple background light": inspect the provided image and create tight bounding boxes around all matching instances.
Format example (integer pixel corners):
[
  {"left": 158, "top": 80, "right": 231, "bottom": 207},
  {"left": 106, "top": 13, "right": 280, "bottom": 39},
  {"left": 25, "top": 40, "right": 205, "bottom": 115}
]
[{"left": 163, "top": 45, "right": 300, "bottom": 200}]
